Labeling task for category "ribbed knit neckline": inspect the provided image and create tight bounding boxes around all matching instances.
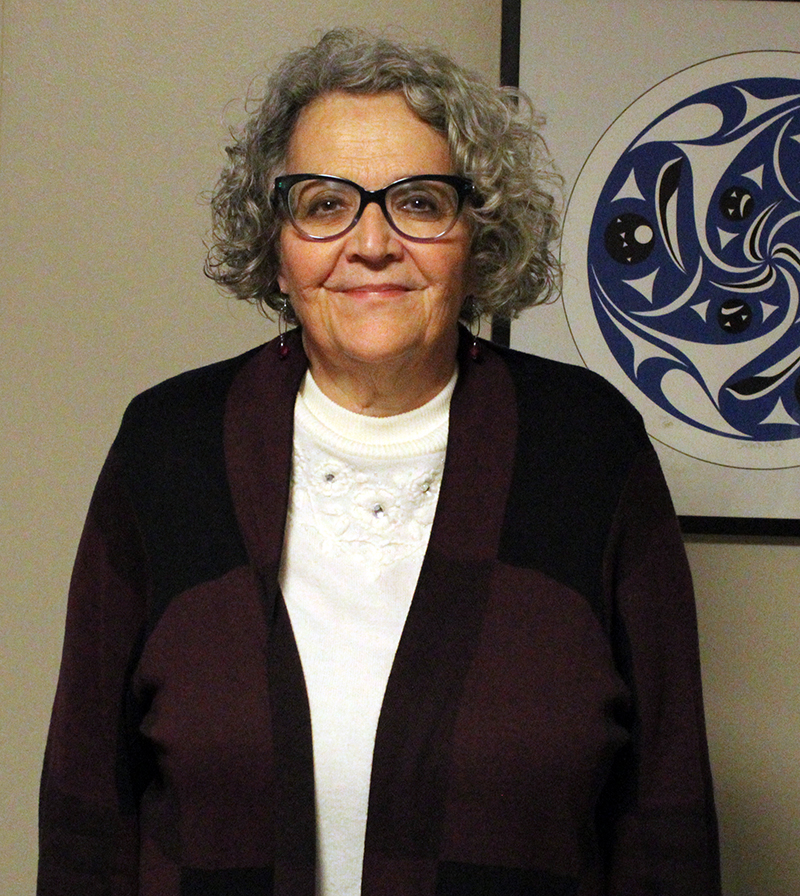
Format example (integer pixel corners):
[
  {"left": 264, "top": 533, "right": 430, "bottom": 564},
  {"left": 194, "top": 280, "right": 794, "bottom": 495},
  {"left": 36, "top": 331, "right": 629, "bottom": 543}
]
[{"left": 296, "top": 368, "right": 457, "bottom": 458}]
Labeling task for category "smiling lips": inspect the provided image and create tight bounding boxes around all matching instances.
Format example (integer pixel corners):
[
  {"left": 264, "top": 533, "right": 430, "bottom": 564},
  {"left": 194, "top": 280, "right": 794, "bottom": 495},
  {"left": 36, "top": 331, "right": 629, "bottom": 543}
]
[{"left": 332, "top": 282, "right": 418, "bottom": 298}]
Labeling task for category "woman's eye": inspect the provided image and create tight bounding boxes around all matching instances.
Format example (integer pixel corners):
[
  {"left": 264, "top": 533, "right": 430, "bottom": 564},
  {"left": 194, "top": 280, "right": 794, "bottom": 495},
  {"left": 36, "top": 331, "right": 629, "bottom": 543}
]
[
  {"left": 303, "top": 194, "right": 348, "bottom": 218},
  {"left": 392, "top": 185, "right": 454, "bottom": 219},
  {"left": 401, "top": 193, "right": 440, "bottom": 214},
  {"left": 290, "top": 183, "right": 356, "bottom": 220}
]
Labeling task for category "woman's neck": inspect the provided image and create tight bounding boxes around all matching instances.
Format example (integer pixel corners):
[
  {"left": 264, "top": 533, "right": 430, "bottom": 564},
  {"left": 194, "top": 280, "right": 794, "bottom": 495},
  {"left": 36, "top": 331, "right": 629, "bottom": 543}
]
[{"left": 303, "top": 341, "right": 459, "bottom": 417}]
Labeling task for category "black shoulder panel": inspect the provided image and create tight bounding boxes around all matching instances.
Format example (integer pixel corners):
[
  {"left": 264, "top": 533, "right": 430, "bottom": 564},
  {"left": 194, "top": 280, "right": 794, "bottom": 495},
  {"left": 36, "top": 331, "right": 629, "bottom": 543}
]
[
  {"left": 495, "top": 346, "right": 651, "bottom": 618},
  {"left": 114, "top": 346, "right": 262, "bottom": 628}
]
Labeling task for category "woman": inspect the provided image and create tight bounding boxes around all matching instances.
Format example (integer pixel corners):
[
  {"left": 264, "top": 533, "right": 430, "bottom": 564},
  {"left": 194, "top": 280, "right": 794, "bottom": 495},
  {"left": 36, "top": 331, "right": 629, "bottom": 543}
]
[{"left": 39, "top": 29, "right": 720, "bottom": 896}]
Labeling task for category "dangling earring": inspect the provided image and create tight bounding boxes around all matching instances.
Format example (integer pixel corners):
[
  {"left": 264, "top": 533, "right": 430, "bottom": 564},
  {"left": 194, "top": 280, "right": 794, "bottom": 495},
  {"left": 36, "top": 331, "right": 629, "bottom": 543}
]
[
  {"left": 469, "top": 314, "right": 482, "bottom": 361},
  {"left": 278, "top": 295, "right": 291, "bottom": 359}
]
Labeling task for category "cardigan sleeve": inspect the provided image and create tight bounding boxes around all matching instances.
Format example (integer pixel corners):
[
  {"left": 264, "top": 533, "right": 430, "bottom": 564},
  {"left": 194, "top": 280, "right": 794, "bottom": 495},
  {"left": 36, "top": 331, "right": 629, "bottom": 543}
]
[
  {"left": 38, "top": 447, "right": 149, "bottom": 896},
  {"left": 599, "top": 447, "right": 721, "bottom": 895}
]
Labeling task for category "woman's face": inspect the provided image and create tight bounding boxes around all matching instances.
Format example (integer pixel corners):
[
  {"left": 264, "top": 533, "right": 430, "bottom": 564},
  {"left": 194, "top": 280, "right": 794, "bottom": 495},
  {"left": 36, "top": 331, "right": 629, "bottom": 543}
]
[{"left": 277, "top": 91, "right": 472, "bottom": 377}]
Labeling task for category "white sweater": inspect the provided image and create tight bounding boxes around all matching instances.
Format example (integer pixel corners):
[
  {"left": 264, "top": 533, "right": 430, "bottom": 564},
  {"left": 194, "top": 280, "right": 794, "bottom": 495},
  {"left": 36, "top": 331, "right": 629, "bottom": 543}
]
[{"left": 279, "top": 370, "right": 456, "bottom": 896}]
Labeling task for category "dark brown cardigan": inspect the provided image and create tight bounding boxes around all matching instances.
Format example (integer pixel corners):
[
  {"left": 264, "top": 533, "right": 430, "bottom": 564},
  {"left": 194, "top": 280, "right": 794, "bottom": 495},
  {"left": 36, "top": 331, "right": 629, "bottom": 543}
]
[{"left": 39, "top": 329, "right": 720, "bottom": 895}]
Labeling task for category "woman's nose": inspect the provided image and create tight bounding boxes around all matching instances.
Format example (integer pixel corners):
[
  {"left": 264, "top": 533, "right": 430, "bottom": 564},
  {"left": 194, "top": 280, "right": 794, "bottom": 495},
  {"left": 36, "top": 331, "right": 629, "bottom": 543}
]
[{"left": 344, "top": 202, "right": 403, "bottom": 262}]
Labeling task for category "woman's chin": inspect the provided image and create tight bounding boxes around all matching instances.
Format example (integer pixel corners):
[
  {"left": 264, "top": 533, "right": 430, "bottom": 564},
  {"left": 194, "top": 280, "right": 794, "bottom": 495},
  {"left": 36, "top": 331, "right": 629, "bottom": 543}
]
[
  {"left": 307, "top": 319, "right": 443, "bottom": 371},
  {"left": 336, "top": 335, "right": 427, "bottom": 370}
]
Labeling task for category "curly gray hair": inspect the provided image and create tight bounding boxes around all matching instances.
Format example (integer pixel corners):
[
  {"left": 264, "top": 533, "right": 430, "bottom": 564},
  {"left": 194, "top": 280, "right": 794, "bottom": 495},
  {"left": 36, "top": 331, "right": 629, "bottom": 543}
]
[{"left": 204, "top": 28, "right": 562, "bottom": 322}]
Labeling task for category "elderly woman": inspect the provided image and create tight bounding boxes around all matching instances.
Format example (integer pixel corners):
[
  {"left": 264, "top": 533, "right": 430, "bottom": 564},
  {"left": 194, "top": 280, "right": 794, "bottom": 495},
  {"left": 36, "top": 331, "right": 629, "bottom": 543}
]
[{"left": 39, "top": 29, "right": 720, "bottom": 896}]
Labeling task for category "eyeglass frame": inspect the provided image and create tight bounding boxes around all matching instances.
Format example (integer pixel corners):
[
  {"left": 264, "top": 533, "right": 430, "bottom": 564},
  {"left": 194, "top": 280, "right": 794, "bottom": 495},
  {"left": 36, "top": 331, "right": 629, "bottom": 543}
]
[{"left": 272, "top": 173, "right": 478, "bottom": 242}]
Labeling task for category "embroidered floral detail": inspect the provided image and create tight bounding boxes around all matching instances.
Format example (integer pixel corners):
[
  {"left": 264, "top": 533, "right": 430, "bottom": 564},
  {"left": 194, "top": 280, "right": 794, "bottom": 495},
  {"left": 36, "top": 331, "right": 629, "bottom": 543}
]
[
  {"left": 313, "top": 459, "right": 352, "bottom": 497},
  {"left": 288, "top": 438, "right": 445, "bottom": 568},
  {"left": 354, "top": 487, "right": 397, "bottom": 531}
]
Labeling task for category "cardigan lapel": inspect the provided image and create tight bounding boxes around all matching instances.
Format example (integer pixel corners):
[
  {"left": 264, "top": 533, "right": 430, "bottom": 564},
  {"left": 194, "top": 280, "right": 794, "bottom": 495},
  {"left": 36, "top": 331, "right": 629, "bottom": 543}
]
[
  {"left": 363, "top": 334, "right": 520, "bottom": 893},
  {"left": 224, "top": 329, "right": 316, "bottom": 896},
  {"left": 224, "top": 328, "right": 307, "bottom": 591}
]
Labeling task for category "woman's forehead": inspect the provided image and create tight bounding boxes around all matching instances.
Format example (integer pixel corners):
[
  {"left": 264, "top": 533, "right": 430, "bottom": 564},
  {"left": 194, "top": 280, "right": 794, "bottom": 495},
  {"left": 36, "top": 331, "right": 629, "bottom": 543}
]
[{"left": 284, "top": 92, "right": 453, "bottom": 184}]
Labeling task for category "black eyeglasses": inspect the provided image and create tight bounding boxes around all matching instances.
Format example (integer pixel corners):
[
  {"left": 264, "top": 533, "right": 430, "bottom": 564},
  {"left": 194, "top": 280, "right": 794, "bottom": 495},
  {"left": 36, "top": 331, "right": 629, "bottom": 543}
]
[{"left": 273, "top": 174, "right": 477, "bottom": 242}]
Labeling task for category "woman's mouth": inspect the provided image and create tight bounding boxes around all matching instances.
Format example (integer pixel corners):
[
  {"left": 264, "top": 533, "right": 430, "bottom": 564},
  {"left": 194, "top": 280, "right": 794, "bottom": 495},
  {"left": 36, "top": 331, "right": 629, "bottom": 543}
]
[{"left": 336, "top": 283, "right": 415, "bottom": 298}]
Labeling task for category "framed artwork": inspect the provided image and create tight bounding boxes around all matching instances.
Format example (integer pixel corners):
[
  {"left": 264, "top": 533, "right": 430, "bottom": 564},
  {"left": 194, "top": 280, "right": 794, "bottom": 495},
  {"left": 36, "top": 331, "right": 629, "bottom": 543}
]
[{"left": 505, "top": 0, "right": 800, "bottom": 534}]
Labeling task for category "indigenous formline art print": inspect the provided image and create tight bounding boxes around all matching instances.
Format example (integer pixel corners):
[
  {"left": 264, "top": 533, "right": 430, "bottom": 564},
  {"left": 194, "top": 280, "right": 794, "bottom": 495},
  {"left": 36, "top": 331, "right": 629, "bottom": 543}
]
[{"left": 563, "top": 52, "right": 800, "bottom": 471}]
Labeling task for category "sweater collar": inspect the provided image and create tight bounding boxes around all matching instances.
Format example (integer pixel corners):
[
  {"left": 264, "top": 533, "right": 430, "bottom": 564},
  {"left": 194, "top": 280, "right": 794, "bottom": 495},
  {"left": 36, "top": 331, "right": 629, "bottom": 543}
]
[{"left": 223, "top": 325, "right": 518, "bottom": 573}]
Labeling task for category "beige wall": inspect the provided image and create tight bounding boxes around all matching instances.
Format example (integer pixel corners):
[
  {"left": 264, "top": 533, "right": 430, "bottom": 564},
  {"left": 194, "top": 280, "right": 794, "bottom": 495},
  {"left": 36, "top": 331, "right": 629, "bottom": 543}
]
[
  {"left": 1, "top": 2, "right": 798, "bottom": 895},
  {"left": 686, "top": 536, "right": 800, "bottom": 896}
]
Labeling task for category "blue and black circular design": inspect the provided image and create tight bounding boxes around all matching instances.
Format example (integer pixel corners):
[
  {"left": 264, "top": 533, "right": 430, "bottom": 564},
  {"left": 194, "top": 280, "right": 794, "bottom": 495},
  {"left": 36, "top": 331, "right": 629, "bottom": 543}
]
[{"left": 587, "top": 75, "right": 800, "bottom": 442}]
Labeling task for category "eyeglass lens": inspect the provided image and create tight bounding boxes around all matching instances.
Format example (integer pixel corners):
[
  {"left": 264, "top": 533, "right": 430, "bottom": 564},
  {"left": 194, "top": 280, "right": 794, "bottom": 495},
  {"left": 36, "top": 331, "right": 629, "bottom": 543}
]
[{"left": 286, "top": 178, "right": 461, "bottom": 240}]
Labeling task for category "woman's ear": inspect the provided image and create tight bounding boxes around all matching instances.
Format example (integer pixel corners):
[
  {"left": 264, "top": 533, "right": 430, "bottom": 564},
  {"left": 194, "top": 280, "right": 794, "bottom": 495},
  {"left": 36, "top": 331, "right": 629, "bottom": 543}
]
[{"left": 277, "top": 247, "right": 289, "bottom": 296}]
